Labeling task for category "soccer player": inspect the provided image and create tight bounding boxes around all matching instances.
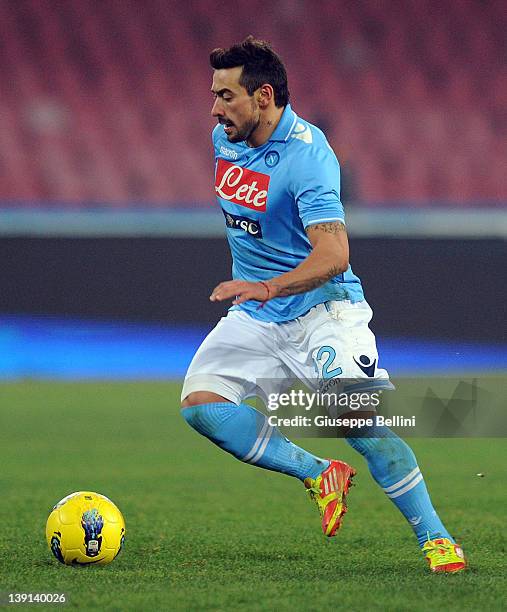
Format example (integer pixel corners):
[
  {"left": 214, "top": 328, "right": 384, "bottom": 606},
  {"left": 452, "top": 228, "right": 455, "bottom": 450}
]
[{"left": 181, "top": 36, "right": 465, "bottom": 573}]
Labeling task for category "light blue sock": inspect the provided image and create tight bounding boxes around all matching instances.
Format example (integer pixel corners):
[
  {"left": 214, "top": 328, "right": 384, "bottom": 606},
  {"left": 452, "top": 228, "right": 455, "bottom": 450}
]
[
  {"left": 181, "top": 402, "right": 329, "bottom": 481},
  {"left": 346, "top": 425, "right": 454, "bottom": 547}
]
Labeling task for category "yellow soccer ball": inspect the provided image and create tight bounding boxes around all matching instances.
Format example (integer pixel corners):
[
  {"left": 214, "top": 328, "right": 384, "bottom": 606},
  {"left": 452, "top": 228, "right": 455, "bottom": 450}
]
[{"left": 46, "top": 491, "right": 125, "bottom": 565}]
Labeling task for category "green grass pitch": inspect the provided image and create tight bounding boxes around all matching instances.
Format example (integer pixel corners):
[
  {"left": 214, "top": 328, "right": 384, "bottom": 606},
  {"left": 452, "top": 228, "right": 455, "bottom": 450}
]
[{"left": 0, "top": 381, "right": 506, "bottom": 611}]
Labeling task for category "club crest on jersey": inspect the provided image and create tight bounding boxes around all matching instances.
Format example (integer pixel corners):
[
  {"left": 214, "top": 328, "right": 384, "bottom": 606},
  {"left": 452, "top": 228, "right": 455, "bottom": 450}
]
[
  {"left": 215, "top": 159, "right": 269, "bottom": 212},
  {"left": 265, "top": 151, "right": 279, "bottom": 167}
]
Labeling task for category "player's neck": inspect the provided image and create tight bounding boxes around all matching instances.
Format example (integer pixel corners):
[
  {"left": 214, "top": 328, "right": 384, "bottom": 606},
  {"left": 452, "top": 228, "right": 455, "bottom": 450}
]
[{"left": 246, "top": 106, "right": 285, "bottom": 148}]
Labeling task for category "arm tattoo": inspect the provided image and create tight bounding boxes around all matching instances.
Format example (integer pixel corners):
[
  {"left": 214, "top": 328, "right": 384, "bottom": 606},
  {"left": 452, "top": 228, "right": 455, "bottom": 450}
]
[
  {"left": 270, "top": 222, "right": 346, "bottom": 297},
  {"left": 270, "top": 265, "right": 341, "bottom": 297},
  {"left": 306, "top": 221, "right": 346, "bottom": 235}
]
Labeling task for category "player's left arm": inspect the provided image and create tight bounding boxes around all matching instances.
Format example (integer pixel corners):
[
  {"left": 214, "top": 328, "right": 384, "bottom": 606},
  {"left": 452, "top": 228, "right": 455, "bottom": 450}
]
[
  {"left": 210, "top": 220, "right": 349, "bottom": 305},
  {"left": 269, "top": 220, "right": 349, "bottom": 297}
]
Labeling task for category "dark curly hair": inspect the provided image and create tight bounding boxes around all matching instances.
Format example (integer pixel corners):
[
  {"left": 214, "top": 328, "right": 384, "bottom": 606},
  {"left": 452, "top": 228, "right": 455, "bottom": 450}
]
[{"left": 210, "top": 36, "right": 289, "bottom": 107}]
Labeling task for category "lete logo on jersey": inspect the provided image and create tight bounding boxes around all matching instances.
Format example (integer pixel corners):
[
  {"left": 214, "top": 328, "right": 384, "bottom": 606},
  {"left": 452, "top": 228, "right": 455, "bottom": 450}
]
[{"left": 215, "top": 159, "right": 270, "bottom": 212}]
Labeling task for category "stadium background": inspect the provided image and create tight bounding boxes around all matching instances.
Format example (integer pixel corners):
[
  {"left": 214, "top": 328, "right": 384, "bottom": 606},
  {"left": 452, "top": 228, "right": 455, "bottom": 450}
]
[
  {"left": 1, "top": 1, "right": 506, "bottom": 609},
  {"left": 1, "top": 0, "right": 506, "bottom": 378}
]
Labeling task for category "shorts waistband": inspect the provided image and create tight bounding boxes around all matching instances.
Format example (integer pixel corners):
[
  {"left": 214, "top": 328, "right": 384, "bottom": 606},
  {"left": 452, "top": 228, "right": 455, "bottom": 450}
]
[{"left": 297, "top": 300, "right": 369, "bottom": 322}]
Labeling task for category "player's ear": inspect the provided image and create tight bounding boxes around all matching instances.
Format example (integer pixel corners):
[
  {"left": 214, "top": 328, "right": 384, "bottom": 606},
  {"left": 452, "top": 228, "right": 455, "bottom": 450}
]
[{"left": 257, "top": 84, "right": 273, "bottom": 108}]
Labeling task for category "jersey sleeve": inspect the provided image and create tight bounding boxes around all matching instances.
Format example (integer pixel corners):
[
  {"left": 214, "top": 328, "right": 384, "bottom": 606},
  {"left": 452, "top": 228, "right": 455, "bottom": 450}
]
[
  {"left": 291, "top": 140, "right": 345, "bottom": 228},
  {"left": 211, "top": 124, "right": 221, "bottom": 152}
]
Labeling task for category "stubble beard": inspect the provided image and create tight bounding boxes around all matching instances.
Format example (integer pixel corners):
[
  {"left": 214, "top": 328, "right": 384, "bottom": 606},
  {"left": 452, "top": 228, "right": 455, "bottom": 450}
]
[{"left": 227, "top": 108, "right": 261, "bottom": 144}]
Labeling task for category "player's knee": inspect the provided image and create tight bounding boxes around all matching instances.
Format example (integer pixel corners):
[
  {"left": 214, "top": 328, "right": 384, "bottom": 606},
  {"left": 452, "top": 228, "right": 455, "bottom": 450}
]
[
  {"left": 181, "top": 391, "right": 229, "bottom": 408},
  {"left": 180, "top": 393, "right": 236, "bottom": 440}
]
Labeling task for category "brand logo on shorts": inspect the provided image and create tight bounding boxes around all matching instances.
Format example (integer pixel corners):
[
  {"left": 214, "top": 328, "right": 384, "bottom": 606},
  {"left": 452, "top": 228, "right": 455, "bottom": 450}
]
[
  {"left": 223, "top": 210, "right": 262, "bottom": 238},
  {"left": 353, "top": 355, "right": 376, "bottom": 377},
  {"left": 215, "top": 159, "right": 269, "bottom": 212}
]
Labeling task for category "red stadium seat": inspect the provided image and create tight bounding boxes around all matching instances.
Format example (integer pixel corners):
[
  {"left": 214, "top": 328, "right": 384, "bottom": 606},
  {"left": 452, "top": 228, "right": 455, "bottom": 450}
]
[{"left": 0, "top": 0, "right": 504, "bottom": 206}]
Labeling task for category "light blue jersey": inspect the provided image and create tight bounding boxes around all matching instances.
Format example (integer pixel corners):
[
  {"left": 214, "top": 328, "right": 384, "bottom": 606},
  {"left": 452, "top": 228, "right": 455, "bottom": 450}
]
[{"left": 213, "top": 104, "right": 364, "bottom": 322}]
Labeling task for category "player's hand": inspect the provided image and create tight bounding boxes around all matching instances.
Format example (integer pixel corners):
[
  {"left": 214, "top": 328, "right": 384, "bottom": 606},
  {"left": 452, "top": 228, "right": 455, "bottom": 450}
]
[{"left": 210, "top": 280, "right": 271, "bottom": 305}]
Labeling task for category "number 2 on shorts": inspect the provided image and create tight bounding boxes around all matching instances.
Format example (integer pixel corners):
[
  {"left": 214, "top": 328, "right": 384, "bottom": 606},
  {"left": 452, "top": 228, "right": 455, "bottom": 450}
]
[{"left": 315, "top": 346, "right": 343, "bottom": 380}]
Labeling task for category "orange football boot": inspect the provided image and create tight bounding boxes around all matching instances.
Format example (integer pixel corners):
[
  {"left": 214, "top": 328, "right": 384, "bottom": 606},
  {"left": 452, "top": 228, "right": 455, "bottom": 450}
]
[
  {"left": 423, "top": 537, "right": 467, "bottom": 573},
  {"left": 304, "top": 459, "right": 356, "bottom": 537}
]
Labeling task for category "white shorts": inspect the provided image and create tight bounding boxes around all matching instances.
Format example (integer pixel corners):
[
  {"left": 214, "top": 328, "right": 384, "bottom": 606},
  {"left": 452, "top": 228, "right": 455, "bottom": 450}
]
[{"left": 181, "top": 300, "right": 391, "bottom": 409}]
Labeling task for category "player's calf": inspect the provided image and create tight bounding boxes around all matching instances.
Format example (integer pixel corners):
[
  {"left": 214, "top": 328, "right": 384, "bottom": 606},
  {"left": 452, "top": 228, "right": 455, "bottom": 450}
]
[
  {"left": 181, "top": 396, "right": 329, "bottom": 481},
  {"left": 345, "top": 422, "right": 466, "bottom": 570}
]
